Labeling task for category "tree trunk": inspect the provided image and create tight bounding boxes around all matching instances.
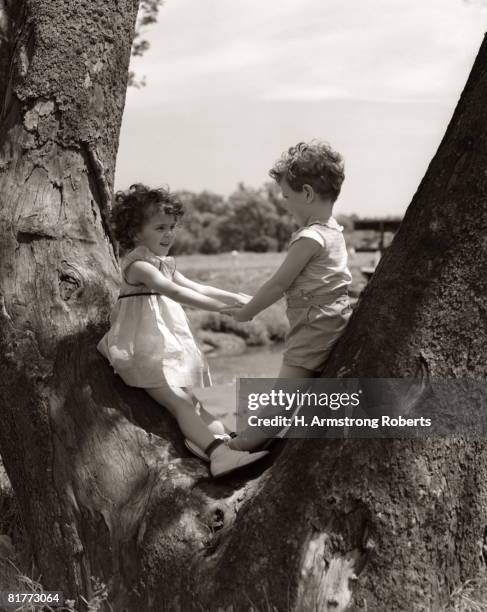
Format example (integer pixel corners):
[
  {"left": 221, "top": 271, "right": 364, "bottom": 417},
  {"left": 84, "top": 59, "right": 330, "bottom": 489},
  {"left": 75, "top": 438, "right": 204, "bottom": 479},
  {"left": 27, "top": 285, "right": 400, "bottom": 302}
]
[
  {"left": 0, "top": 1, "right": 486, "bottom": 609},
  {"left": 0, "top": 0, "right": 150, "bottom": 607}
]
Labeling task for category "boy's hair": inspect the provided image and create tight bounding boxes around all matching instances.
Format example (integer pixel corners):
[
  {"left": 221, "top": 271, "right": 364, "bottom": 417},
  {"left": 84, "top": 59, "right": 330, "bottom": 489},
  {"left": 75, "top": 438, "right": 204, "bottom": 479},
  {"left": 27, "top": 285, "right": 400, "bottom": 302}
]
[
  {"left": 110, "top": 183, "right": 184, "bottom": 252},
  {"left": 269, "top": 140, "right": 345, "bottom": 202}
]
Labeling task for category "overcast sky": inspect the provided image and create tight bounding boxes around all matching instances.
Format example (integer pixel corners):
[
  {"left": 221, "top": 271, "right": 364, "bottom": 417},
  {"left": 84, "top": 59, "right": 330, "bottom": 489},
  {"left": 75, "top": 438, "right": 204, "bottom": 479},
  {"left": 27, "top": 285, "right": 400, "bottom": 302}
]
[{"left": 115, "top": 0, "right": 487, "bottom": 216}]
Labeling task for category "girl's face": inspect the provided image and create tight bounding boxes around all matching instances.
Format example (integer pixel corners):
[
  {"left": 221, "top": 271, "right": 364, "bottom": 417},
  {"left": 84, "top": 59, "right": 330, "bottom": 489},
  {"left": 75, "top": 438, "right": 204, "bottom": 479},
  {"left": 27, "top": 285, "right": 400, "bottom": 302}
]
[
  {"left": 278, "top": 178, "right": 312, "bottom": 224},
  {"left": 134, "top": 211, "right": 178, "bottom": 256}
]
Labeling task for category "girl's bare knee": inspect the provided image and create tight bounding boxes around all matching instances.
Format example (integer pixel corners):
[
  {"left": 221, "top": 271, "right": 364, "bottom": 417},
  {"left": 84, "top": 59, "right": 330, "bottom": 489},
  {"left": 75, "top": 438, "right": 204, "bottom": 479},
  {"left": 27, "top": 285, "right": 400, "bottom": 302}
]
[{"left": 145, "top": 386, "right": 193, "bottom": 418}]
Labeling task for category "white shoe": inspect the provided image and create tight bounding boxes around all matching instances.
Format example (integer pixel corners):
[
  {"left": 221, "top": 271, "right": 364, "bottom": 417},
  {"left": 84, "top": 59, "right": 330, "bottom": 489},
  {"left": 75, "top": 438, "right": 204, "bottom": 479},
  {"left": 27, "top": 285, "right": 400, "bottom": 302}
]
[
  {"left": 210, "top": 446, "right": 269, "bottom": 478},
  {"left": 184, "top": 435, "right": 233, "bottom": 462}
]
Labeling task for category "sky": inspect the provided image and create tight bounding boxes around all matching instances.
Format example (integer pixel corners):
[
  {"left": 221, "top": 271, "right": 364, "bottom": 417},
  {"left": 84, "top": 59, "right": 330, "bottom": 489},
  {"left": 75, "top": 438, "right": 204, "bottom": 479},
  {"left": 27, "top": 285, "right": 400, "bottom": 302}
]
[{"left": 115, "top": 0, "right": 487, "bottom": 216}]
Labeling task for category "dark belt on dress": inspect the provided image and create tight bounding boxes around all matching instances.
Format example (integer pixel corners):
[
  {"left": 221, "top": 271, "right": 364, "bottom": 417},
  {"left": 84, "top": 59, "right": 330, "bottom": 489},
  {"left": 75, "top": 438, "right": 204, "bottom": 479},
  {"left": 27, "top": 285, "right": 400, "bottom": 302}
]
[
  {"left": 117, "top": 292, "right": 161, "bottom": 300},
  {"left": 285, "top": 287, "right": 348, "bottom": 309}
]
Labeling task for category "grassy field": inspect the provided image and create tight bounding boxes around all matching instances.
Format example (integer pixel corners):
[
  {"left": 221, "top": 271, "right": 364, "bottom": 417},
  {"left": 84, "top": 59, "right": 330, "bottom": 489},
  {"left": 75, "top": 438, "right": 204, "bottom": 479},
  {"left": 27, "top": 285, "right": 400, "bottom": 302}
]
[
  {"left": 178, "top": 250, "right": 372, "bottom": 352},
  {"left": 177, "top": 249, "right": 374, "bottom": 283},
  {"left": 177, "top": 249, "right": 373, "bottom": 298}
]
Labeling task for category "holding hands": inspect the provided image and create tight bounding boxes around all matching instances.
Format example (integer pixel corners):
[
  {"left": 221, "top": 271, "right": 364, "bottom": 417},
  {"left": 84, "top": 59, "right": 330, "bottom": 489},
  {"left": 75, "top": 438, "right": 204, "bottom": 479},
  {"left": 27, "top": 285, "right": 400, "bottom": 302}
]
[
  {"left": 233, "top": 292, "right": 252, "bottom": 305},
  {"left": 220, "top": 305, "right": 253, "bottom": 322},
  {"left": 220, "top": 292, "right": 254, "bottom": 322}
]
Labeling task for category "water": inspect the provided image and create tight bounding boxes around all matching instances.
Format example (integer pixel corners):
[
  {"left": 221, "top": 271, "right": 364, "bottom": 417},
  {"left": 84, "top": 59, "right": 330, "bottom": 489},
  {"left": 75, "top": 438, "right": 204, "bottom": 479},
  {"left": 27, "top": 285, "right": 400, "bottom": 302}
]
[
  {"left": 196, "top": 344, "right": 283, "bottom": 428},
  {"left": 207, "top": 343, "right": 283, "bottom": 384}
]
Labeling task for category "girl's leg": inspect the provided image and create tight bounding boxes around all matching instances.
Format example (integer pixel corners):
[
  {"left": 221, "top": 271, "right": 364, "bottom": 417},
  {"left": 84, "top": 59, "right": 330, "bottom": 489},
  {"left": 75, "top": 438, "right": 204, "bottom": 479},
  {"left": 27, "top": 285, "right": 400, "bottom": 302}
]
[
  {"left": 186, "top": 389, "right": 227, "bottom": 437},
  {"left": 145, "top": 385, "right": 215, "bottom": 451},
  {"left": 228, "top": 361, "right": 319, "bottom": 451},
  {"left": 145, "top": 385, "right": 270, "bottom": 477}
]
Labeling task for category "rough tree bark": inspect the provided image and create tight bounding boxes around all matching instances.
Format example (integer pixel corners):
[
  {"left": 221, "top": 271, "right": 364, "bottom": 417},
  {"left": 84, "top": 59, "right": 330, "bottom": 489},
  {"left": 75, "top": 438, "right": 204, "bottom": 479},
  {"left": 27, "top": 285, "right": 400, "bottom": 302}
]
[{"left": 0, "top": 1, "right": 486, "bottom": 610}]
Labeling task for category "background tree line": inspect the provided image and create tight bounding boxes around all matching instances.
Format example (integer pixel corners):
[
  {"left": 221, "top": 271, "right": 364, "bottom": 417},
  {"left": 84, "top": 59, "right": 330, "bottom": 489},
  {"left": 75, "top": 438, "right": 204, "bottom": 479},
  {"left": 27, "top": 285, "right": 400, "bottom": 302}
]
[{"left": 170, "top": 181, "right": 363, "bottom": 254}]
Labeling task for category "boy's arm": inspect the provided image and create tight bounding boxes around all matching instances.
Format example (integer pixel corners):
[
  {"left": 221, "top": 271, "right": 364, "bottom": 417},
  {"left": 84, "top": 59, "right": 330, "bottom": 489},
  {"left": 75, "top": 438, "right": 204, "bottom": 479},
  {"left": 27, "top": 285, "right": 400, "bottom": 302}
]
[
  {"left": 173, "top": 270, "right": 249, "bottom": 305},
  {"left": 127, "top": 261, "right": 228, "bottom": 311},
  {"left": 227, "top": 238, "right": 320, "bottom": 319}
]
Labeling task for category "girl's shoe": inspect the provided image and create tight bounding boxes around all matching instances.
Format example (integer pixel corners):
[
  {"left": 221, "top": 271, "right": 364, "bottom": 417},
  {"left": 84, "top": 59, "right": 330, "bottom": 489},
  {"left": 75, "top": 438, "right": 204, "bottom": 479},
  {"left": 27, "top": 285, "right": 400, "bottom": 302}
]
[
  {"left": 209, "top": 446, "right": 269, "bottom": 478},
  {"left": 184, "top": 433, "right": 238, "bottom": 462},
  {"left": 184, "top": 439, "right": 209, "bottom": 462}
]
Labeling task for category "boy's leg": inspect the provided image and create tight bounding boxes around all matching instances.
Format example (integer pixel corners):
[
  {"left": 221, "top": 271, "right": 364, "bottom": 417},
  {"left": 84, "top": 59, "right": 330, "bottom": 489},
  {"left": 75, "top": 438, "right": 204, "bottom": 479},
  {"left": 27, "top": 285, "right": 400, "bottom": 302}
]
[
  {"left": 277, "top": 364, "right": 318, "bottom": 378},
  {"left": 228, "top": 361, "right": 318, "bottom": 451}
]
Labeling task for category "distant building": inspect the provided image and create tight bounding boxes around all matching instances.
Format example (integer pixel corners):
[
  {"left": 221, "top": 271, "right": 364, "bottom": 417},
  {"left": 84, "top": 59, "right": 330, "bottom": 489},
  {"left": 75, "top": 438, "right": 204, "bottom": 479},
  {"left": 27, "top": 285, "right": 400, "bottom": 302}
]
[{"left": 353, "top": 218, "right": 402, "bottom": 280}]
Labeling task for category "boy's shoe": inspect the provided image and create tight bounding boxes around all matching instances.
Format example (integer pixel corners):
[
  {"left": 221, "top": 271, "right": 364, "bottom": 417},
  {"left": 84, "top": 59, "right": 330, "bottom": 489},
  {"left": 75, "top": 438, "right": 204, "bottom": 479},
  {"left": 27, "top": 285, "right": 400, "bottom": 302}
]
[
  {"left": 184, "top": 439, "right": 209, "bottom": 462},
  {"left": 209, "top": 446, "right": 269, "bottom": 478},
  {"left": 226, "top": 432, "right": 272, "bottom": 452},
  {"left": 214, "top": 433, "right": 233, "bottom": 443}
]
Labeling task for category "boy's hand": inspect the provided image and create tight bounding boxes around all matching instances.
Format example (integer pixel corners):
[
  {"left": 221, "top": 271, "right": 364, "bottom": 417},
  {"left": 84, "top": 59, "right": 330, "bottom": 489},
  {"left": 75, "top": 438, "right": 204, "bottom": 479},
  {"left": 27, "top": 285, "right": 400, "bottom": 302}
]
[{"left": 220, "top": 306, "right": 253, "bottom": 322}]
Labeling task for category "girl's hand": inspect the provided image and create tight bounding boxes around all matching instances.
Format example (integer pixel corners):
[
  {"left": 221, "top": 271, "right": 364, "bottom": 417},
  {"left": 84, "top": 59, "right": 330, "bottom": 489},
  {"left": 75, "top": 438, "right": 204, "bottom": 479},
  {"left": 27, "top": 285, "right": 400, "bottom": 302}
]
[
  {"left": 220, "top": 306, "right": 253, "bottom": 322},
  {"left": 234, "top": 292, "right": 253, "bottom": 305}
]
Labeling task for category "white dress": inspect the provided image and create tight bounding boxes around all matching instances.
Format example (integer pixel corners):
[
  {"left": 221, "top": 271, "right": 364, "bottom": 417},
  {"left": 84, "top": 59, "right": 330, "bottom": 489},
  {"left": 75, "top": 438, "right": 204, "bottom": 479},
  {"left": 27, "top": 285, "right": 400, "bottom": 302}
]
[{"left": 97, "top": 245, "right": 212, "bottom": 388}]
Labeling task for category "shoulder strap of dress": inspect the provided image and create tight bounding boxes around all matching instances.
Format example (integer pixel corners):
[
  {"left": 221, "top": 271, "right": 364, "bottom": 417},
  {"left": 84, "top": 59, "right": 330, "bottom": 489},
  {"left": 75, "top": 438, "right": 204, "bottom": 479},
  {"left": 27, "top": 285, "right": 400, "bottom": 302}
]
[{"left": 121, "top": 246, "right": 156, "bottom": 286}]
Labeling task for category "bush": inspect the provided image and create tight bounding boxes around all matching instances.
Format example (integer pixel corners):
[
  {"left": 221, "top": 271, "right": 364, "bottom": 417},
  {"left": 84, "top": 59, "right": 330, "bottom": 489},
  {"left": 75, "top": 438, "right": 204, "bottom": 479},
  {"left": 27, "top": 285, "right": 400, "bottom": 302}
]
[
  {"left": 259, "top": 308, "right": 289, "bottom": 342},
  {"left": 247, "top": 235, "right": 278, "bottom": 253},
  {"left": 198, "top": 312, "right": 271, "bottom": 346},
  {"left": 170, "top": 227, "right": 199, "bottom": 255},
  {"left": 199, "top": 233, "right": 221, "bottom": 254}
]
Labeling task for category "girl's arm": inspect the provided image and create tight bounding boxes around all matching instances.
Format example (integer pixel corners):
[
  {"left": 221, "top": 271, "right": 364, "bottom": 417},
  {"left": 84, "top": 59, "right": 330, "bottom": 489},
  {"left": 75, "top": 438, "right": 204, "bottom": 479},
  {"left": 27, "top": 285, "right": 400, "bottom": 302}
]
[
  {"left": 172, "top": 270, "right": 249, "bottom": 305},
  {"left": 223, "top": 238, "right": 320, "bottom": 321},
  {"left": 126, "top": 261, "right": 229, "bottom": 311}
]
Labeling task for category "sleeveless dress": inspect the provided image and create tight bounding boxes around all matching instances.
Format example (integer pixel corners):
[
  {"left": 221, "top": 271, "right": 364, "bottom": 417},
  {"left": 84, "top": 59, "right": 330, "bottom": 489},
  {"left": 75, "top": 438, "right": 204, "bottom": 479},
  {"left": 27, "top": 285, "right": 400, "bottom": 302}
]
[
  {"left": 97, "top": 245, "right": 212, "bottom": 388},
  {"left": 283, "top": 218, "right": 353, "bottom": 371}
]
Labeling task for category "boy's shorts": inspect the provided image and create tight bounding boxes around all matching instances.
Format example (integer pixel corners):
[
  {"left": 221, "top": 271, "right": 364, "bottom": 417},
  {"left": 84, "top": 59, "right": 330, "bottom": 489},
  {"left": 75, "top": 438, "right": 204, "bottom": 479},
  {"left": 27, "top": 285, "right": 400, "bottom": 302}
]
[{"left": 282, "top": 295, "right": 352, "bottom": 372}]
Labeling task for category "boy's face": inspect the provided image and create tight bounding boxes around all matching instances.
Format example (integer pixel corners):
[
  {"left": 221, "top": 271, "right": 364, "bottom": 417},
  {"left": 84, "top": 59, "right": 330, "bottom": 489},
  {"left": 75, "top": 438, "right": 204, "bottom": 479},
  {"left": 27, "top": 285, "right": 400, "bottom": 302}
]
[
  {"left": 135, "top": 211, "right": 178, "bottom": 256},
  {"left": 278, "top": 178, "right": 310, "bottom": 224}
]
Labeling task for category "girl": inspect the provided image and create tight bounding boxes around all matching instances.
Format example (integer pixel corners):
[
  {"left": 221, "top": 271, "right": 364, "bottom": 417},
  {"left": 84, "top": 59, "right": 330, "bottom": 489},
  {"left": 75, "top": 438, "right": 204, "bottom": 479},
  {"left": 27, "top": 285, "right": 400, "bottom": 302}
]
[
  {"left": 223, "top": 140, "right": 353, "bottom": 450},
  {"left": 97, "top": 184, "right": 268, "bottom": 477}
]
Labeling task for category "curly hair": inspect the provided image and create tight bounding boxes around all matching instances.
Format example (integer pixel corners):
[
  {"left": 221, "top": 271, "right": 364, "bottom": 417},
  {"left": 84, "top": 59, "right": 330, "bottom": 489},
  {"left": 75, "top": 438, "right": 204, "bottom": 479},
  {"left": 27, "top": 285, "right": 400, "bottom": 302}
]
[
  {"left": 269, "top": 140, "right": 345, "bottom": 202},
  {"left": 109, "top": 183, "right": 184, "bottom": 252}
]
